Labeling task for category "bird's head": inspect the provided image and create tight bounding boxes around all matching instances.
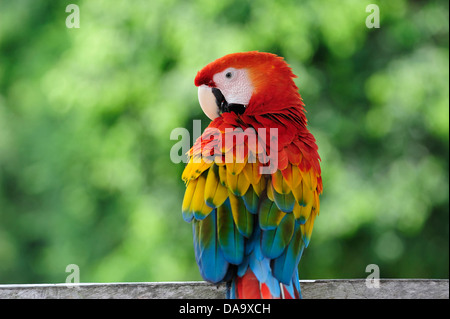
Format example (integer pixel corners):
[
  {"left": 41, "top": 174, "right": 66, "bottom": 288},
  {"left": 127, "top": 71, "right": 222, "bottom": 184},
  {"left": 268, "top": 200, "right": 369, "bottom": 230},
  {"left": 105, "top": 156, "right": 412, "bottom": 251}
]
[{"left": 194, "top": 51, "right": 302, "bottom": 120}]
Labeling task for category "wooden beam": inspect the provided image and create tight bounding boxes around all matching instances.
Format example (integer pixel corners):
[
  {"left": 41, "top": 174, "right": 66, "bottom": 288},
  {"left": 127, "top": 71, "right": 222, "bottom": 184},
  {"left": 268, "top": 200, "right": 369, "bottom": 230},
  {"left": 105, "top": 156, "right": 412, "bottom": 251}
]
[{"left": 0, "top": 279, "right": 448, "bottom": 299}]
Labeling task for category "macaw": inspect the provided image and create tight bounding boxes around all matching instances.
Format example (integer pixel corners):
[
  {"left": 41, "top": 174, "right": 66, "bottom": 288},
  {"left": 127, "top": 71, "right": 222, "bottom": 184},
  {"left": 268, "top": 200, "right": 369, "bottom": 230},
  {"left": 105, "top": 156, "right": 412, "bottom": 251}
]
[{"left": 181, "top": 51, "right": 322, "bottom": 299}]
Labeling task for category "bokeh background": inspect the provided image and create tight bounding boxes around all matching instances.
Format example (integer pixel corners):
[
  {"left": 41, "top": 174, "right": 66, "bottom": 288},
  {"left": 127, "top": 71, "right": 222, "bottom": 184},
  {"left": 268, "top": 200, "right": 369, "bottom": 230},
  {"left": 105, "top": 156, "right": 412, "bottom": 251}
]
[{"left": 0, "top": 0, "right": 448, "bottom": 284}]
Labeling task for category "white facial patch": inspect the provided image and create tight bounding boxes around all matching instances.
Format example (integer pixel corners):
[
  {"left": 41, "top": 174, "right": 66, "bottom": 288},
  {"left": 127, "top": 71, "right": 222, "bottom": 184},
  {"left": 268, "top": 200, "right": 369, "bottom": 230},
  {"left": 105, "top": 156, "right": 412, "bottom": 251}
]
[{"left": 212, "top": 67, "right": 254, "bottom": 106}]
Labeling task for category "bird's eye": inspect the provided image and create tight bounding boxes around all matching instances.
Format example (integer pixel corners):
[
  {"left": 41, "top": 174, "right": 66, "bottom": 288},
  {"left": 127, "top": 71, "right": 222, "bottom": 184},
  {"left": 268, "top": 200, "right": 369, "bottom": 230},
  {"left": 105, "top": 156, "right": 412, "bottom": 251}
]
[{"left": 225, "top": 72, "right": 233, "bottom": 79}]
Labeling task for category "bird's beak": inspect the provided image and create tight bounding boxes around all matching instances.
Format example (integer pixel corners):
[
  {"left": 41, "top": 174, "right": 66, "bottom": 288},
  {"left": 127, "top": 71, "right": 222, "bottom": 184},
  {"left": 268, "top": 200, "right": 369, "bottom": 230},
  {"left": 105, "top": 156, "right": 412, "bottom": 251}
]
[
  {"left": 198, "top": 85, "right": 247, "bottom": 120},
  {"left": 198, "top": 85, "right": 220, "bottom": 120}
]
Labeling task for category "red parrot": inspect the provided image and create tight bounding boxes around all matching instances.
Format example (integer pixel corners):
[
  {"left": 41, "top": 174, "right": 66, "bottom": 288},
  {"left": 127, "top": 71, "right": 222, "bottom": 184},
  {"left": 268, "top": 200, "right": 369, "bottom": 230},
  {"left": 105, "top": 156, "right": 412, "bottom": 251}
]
[{"left": 182, "top": 51, "right": 322, "bottom": 299}]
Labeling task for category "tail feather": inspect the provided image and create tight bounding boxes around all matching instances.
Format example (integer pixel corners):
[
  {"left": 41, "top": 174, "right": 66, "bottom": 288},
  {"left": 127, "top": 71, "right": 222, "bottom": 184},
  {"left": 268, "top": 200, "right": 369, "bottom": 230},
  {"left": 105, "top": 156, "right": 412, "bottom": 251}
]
[
  {"left": 236, "top": 269, "right": 262, "bottom": 298},
  {"left": 260, "top": 283, "right": 273, "bottom": 299},
  {"left": 231, "top": 269, "right": 300, "bottom": 299}
]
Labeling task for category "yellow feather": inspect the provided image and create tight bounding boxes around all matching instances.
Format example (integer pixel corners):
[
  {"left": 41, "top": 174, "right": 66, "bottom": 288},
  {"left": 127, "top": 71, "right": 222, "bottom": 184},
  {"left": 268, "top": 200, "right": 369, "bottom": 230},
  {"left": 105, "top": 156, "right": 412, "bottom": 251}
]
[
  {"left": 190, "top": 174, "right": 206, "bottom": 212},
  {"left": 182, "top": 157, "right": 213, "bottom": 182},
  {"left": 226, "top": 159, "right": 247, "bottom": 176},
  {"left": 242, "top": 161, "right": 262, "bottom": 185},
  {"left": 182, "top": 178, "right": 197, "bottom": 213},
  {"left": 192, "top": 159, "right": 212, "bottom": 180},
  {"left": 291, "top": 165, "right": 302, "bottom": 188},
  {"left": 204, "top": 165, "right": 228, "bottom": 208},
  {"left": 291, "top": 179, "right": 303, "bottom": 204},
  {"left": 300, "top": 169, "right": 317, "bottom": 191},
  {"left": 242, "top": 161, "right": 255, "bottom": 184},
  {"left": 237, "top": 173, "right": 251, "bottom": 196},
  {"left": 293, "top": 201, "right": 301, "bottom": 220},
  {"left": 226, "top": 171, "right": 237, "bottom": 191},
  {"left": 218, "top": 165, "right": 227, "bottom": 187},
  {"left": 314, "top": 190, "right": 321, "bottom": 216},
  {"left": 252, "top": 175, "right": 267, "bottom": 197},
  {"left": 266, "top": 180, "right": 274, "bottom": 201},
  {"left": 302, "top": 180, "right": 315, "bottom": 207},
  {"left": 293, "top": 180, "right": 313, "bottom": 223},
  {"left": 300, "top": 210, "right": 316, "bottom": 246},
  {"left": 190, "top": 174, "right": 213, "bottom": 219},
  {"left": 299, "top": 202, "right": 312, "bottom": 223},
  {"left": 280, "top": 164, "right": 293, "bottom": 189},
  {"left": 311, "top": 171, "right": 318, "bottom": 190},
  {"left": 227, "top": 169, "right": 250, "bottom": 196},
  {"left": 271, "top": 170, "right": 291, "bottom": 194},
  {"left": 181, "top": 159, "right": 194, "bottom": 182},
  {"left": 215, "top": 158, "right": 226, "bottom": 166}
]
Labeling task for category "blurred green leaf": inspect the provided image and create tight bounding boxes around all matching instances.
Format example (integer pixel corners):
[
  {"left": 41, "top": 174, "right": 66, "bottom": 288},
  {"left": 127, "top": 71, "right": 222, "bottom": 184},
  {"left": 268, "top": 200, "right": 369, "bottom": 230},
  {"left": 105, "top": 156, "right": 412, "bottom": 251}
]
[{"left": 0, "top": 0, "right": 448, "bottom": 284}]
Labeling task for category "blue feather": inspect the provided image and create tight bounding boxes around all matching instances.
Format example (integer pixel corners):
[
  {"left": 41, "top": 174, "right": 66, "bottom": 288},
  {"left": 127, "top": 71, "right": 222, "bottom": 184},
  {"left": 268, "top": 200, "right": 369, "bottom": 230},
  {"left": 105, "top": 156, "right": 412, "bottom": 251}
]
[
  {"left": 227, "top": 280, "right": 236, "bottom": 299},
  {"left": 237, "top": 255, "right": 249, "bottom": 277},
  {"left": 249, "top": 253, "right": 270, "bottom": 283},
  {"left": 272, "top": 223, "right": 305, "bottom": 285},
  {"left": 264, "top": 272, "right": 281, "bottom": 298},
  {"left": 193, "top": 211, "right": 229, "bottom": 283},
  {"left": 293, "top": 270, "right": 302, "bottom": 299},
  {"left": 217, "top": 199, "right": 244, "bottom": 265},
  {"left": 182, "top": 210, "right": 194, "bottom": 222},
  {"left": 253, "top": 237, "right": 264, "bottom": 261},
  {"left": 244, "top": 221, "right": 260, "bottom": 255},
  {"left": 261, "top": 213, "right": 295, "bottom": 259}
]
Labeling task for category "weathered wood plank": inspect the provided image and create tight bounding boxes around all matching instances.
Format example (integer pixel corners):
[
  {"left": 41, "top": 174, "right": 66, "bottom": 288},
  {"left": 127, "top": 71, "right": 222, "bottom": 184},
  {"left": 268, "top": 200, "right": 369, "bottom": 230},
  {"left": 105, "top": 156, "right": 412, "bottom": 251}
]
[{"left": 0, "top": 279, "right": 448, "bottom": 299}]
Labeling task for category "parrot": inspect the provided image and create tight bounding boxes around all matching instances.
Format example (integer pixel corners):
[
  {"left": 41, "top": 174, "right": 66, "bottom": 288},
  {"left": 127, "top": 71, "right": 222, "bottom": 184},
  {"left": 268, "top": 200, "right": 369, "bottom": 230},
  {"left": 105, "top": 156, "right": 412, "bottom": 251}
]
[{"left": 181, "top": 51, "right": 322, "bottom": 299}]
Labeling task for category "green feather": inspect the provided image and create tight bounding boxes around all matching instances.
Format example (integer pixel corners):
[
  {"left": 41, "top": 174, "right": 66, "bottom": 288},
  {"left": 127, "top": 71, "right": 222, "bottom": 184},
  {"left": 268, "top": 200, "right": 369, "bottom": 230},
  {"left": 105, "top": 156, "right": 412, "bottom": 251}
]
[
  {"left": 259, "top": 196, "right": 286, "bottom": 230},
  {"left": 273, "top": 189, "right": 296, "bottom": 213},
  {"left": 242, "top": 186, "right": 259, "bottom": 214},
  {"left": 229, "top": 193, "right": 253, "bottom": 238},
  {"left": 217, "top": 199, "right": 244, "bottom": 265},
  {"left": 261, "top": 213, "right": 295, "bottom": 259}
]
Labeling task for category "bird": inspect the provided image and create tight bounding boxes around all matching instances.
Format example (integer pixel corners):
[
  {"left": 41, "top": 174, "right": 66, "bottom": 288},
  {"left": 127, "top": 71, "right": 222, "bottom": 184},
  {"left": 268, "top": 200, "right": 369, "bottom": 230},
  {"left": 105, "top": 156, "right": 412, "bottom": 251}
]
[{"left": 181, "top": 51, "right": 322, "bottom": 299}]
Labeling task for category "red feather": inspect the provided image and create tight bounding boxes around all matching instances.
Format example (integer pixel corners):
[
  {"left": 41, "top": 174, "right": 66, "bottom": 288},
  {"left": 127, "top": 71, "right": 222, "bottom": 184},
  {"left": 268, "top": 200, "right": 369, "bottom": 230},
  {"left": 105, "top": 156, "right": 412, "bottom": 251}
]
[{"left": 236, "top": 269, "right": 261, "bottom": 299}]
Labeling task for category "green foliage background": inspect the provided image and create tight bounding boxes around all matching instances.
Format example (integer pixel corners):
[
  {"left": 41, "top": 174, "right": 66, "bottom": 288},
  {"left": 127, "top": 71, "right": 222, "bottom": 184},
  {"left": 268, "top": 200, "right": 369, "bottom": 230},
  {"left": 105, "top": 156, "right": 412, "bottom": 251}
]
[{"left": 0, "top": 0, "right": 448, "bottom": 284}]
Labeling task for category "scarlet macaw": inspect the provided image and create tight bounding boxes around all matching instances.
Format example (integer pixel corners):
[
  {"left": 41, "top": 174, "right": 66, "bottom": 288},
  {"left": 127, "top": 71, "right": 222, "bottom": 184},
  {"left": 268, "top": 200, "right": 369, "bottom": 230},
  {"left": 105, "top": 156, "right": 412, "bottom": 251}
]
[{"left": 182, "top": 52, "right": 322, "bottom": 299}]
